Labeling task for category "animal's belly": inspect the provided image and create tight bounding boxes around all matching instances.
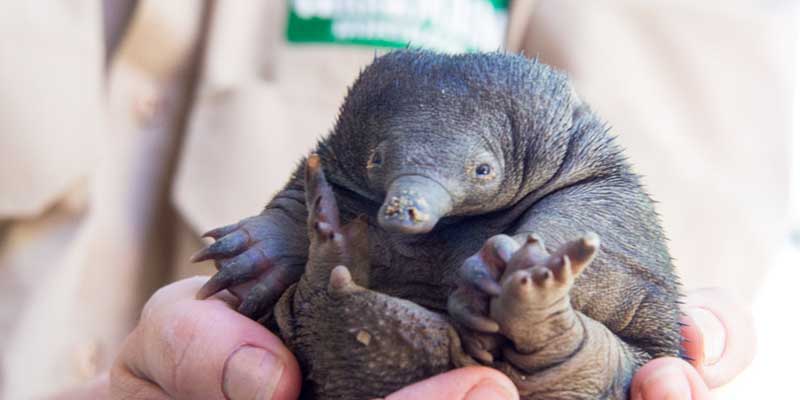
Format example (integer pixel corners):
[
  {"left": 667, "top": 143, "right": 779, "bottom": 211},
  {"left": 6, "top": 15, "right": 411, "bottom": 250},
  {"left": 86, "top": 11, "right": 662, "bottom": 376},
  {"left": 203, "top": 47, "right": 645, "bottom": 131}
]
[
  {"left": 368, "top": 262, "right": 452, "bottom": 312},
  {"left": 364, "top": 228, "right": 485, "bottom": 312}
]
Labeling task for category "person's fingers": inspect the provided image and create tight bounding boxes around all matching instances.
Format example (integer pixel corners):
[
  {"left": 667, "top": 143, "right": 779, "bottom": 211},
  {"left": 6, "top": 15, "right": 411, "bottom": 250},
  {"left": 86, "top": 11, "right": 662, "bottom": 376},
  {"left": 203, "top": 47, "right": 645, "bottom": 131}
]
[
  {"left": 110, "top": 276, "right": 301, "bottom": 400},
  {"left": 681, "top": 287, "right": 756, "bottom": 388},
  {"left": 630, "top": 357, "right": 712, "bottom": 400},
  {"left": 384, "top": 366, "right": 519, "bottom": 400},
  {"left": 142, "top": 275, "right": 240, "bottom": 310}
]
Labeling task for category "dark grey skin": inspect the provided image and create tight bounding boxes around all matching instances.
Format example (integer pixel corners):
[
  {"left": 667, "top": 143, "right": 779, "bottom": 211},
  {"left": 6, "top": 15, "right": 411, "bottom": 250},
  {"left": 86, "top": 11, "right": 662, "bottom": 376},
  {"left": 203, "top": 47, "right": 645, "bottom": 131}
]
[{"left": 193, "top": 50, "right": 683, "bottom": 399}]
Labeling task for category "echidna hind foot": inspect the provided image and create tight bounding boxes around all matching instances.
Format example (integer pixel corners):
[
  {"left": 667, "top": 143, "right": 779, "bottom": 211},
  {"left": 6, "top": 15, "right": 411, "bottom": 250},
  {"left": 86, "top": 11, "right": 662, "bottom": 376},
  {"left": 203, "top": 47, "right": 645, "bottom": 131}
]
[
  {"left": 479, "top": 234, "right": 645, "bottom": 399},
  {"left": 274, "top": 156, "right": 473, "bottom": 400}
]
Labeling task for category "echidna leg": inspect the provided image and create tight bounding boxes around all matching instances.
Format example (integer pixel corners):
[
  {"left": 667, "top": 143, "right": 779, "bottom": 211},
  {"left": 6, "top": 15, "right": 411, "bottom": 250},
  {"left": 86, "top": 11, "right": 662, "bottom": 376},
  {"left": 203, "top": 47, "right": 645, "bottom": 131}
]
[{"left": 490, "top": 234, "right": 648, "bottom": 400}]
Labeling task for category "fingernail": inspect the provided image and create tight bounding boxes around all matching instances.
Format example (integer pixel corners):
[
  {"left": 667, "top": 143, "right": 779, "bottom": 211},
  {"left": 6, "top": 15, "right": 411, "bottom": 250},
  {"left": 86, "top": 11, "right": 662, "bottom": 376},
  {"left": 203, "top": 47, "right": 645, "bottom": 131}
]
[
  {"left": 638, "top": 364, "right": 691, "bottom": 400},
  {"left": 687, "top": 307, "right": 726, "bottom": 365},
  {"left": 464, "top": 379, "right": 517, "bottom": 400},
  {"left": 223, "top": 345, "right": 284, "bottom": 400}
]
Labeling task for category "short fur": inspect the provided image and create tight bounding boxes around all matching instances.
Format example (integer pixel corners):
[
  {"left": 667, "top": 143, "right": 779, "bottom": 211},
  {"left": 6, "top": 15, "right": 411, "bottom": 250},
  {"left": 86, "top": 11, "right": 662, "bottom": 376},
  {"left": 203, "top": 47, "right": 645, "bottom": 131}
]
[{"left": 194, "top": 50, "right": 683, "bottom": 400}]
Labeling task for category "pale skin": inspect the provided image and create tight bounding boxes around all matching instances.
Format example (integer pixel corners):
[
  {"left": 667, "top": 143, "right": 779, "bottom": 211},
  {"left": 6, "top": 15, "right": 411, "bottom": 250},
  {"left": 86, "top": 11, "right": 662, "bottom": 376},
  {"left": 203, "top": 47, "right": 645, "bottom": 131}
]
[{"left": 48, "top": 278, "right": 752, "bottom": 400}]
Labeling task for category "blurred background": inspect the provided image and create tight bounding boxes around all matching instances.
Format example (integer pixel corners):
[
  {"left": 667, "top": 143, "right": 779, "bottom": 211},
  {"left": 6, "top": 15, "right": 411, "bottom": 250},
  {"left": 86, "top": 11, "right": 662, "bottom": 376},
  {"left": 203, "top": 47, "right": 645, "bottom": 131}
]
[{"left": 0, "top": 0, "right": 797, "bottom": 398}]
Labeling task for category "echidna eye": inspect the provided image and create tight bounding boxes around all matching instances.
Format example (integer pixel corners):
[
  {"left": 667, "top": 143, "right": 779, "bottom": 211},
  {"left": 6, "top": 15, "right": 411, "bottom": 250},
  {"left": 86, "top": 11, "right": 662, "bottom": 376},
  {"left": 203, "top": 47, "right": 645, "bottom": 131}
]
[
  {"left": 368, "top": 150, "right": 382, "bottom": 167},
  {"left": 475, "top": 163, "right": 492, "bottom": 177}
]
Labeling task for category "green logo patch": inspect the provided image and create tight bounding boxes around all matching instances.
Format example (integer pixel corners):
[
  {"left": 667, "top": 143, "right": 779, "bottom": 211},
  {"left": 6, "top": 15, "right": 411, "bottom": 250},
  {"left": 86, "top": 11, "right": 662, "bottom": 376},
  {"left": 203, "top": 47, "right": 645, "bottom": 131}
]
[{"left": 286, "top": 0, "right": 509, "bottom": 53}]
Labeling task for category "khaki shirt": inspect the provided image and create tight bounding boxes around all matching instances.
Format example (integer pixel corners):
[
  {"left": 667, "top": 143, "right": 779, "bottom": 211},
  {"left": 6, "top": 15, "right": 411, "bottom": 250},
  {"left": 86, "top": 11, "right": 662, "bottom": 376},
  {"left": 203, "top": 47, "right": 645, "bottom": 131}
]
[{"left": 0, "top": 1, "right": 794, "bottom": 398}]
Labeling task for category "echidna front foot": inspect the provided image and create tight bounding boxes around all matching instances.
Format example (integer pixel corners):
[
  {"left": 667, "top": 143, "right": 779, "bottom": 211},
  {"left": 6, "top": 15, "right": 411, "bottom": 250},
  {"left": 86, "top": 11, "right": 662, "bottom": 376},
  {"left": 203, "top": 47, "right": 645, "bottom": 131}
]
[
  {"left": 449, "top": 234, "right": 543, "bottom": 324},
  {"left": 447, "top": 234, "right": 525, "bottom": 363},
  {"left": 193, "top": 213, "right": 308, "bottom": 320}
]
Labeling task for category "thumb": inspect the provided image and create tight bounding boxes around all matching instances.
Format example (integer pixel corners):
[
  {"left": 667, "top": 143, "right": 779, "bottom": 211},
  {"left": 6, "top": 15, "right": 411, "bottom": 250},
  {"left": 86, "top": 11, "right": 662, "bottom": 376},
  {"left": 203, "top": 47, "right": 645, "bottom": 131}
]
[
  {"left": 385, "top": 366, "right": 519, "bottom": 400},
  {"left": 681, "top": 287, "right": 755, "bottom": 388},
  {"left": 111, "top": 277, "right": 301, "bottom": 400}
]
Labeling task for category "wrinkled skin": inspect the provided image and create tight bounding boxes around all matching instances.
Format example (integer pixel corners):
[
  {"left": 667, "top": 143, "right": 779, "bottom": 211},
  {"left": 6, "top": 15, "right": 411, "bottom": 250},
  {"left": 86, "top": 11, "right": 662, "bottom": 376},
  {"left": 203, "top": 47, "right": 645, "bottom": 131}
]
[{"left": 194, "top": 51, "right": 682, "bottom": 399}]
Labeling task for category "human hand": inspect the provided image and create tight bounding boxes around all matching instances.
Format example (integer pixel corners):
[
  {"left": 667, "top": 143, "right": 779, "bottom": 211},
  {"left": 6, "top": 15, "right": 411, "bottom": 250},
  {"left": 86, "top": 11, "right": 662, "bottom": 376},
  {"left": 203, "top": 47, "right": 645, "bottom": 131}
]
[
  {"left": 70, "top": 279, "right": 746, "bottom": 400},
  {"left": 630, "top": 288, "right": 755, "bottom": 399},
  {"left": 106, "top": 276, "right": 517, "bottom": 400},
  {"left": 391, "top": 287, "right": 753, "bottom": 400},
  {"left": 109, "top": 277, "right": 301, "bottom": 399},
  {"left": 382, "top": 366, "right": 519, "bottom": 400}
]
